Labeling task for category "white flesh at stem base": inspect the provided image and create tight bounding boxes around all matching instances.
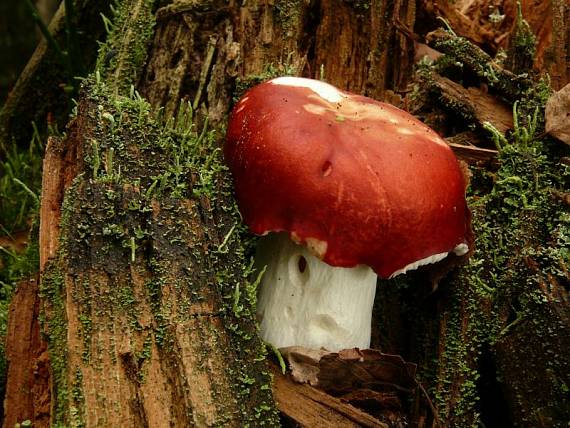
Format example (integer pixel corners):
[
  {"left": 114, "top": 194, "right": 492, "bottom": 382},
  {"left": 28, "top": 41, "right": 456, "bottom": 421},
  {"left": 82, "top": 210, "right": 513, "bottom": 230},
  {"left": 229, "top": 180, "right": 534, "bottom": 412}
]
[{"left": 255, "top": 233, "right": 377, "bottom": 352}]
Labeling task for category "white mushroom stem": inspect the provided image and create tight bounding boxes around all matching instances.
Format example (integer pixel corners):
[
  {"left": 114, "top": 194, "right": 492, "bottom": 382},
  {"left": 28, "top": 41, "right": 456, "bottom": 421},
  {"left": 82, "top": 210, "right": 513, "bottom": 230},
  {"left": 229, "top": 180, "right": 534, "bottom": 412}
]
[{"left": 255, "top": 233, "right": 377, "bottom": 352}]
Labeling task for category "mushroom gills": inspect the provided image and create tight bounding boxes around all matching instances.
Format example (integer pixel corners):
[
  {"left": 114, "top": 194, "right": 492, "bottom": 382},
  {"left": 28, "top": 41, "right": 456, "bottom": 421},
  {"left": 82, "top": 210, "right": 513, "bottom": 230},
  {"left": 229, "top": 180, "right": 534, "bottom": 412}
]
[
  {"left": 255, "top": 233, "right": 377, "bottom": 351},
  {"left": 388, "top": 242, "right": 470, "bottom": 278}
]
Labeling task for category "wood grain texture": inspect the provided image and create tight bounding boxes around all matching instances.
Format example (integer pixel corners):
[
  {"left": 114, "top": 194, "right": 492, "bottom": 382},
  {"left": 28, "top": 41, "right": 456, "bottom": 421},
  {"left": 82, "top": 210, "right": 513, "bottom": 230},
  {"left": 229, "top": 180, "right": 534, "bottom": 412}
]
[{"left": 272, "top": 364, "right": 389, "bottom": 428}]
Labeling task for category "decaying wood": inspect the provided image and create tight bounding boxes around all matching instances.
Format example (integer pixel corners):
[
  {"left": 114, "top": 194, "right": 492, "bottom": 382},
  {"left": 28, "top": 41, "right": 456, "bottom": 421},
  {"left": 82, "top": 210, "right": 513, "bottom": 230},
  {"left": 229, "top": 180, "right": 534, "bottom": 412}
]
[
  {"left": 276, "top": 347, "right": 430, "bottom": 426},
  {"left": 139, "top": 0, "right": 417, "bottom": 124},
  {"left": 431, "top": 74, "right": 514, "bottom": 134},
  {"left": 3, "top": 276, "right": 50, "bottom": 428},
  {"left": 547, "top": 0, "right": 570, "bottom": 90},
  {"left": 426, "top": 28, "right": 531, "bottom": 102},
  {"left": 35, "top": 90, "right": 276, "bottom": 426},
  {"left": 271, "top": 364, "right": 389, "bottom": 428},
  {"left": 447, "top": 139, "right": 499, "bottom": 168},
  {"left": 38, "top": 135, "right": 83, "bottom": 270}
]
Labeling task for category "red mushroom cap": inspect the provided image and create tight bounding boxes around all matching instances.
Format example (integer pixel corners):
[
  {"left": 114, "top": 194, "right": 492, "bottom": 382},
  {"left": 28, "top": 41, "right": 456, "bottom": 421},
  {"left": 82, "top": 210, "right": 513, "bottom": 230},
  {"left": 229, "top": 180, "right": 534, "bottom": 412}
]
[{"left": 225, "top": 77, "right": 471, "bottom": 278}]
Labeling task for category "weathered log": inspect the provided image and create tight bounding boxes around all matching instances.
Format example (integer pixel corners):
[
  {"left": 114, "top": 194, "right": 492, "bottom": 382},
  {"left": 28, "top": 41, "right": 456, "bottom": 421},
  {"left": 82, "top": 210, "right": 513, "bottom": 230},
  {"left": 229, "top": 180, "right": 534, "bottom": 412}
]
[
  {"left": 430, "top": 74, "right": 514, "bottom": 135},
  {"left": 271, "top": 364, "right": 389, "bottom": 428},
  {"left": 36, "top": 81, "right": 279, "bottom": 425},
  {"left": 2, "top": 276, "right": 50, "bottom": 428}
]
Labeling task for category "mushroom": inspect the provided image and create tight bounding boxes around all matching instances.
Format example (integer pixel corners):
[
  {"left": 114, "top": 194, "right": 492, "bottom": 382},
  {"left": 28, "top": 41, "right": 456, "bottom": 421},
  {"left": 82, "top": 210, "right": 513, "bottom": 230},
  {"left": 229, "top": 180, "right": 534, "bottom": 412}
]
[{"left": 225, "top": 77, "right": 472, "bottom": 351}]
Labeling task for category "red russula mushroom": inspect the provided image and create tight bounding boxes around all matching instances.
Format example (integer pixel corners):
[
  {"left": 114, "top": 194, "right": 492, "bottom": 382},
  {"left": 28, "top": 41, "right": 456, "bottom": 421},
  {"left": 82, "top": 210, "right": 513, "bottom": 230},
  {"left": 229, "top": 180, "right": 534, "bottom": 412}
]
[{"left": 225, "top": 77, "right": 472, "bottom": 351}]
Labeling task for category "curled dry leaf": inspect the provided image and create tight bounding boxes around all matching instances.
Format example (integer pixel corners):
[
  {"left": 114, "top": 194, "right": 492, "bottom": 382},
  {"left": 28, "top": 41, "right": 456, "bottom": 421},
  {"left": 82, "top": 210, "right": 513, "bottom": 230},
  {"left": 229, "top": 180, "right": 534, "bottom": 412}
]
[
  {"left": 280, "top": 347, "right": 419, "bottom": 424},
  {"left": 280, "top": 347, "right": 417, "bottom": 393},
  {"left": 279, "top": 346, "right": 330, "bottom": 386},
  {"left": 546, "top": 83, "right": 570, "bottom": 145}
]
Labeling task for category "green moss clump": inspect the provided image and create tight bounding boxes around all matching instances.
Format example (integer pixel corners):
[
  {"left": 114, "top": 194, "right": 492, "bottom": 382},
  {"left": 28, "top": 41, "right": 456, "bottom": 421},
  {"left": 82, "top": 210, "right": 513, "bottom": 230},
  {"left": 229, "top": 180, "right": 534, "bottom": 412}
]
[
  {"left": 95, "top": 0, "right": 156, "bottom": 96},
  {"left": 431, "top": 97, "right": 569, "bottom": 425}
]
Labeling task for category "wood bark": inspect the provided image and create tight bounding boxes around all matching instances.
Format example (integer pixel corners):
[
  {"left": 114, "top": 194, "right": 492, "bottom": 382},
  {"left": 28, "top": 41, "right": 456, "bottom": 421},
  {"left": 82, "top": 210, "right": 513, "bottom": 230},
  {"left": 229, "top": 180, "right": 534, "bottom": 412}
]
[
  {"left": 2, "top": 276, "right": 50, "bottom": 428},
  {"left": 272, "top": 364, "right": 389, "bottom": 428}
]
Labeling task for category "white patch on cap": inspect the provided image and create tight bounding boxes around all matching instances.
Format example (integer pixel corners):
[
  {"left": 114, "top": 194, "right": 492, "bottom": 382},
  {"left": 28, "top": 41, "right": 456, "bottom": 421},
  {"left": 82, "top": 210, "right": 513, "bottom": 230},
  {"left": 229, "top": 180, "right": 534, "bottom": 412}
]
[
  {"left": 303, "top": 103, "right": 329, "bottom": 116},
  {"left": 453, "top": 243, "right": 469, "bottom": 256},
  {"left": 271, "top": 77, "right": 345, "bottom": 103},
  {"left": 389, "top": 251, "right": 449, "bottom": 278},
  {"left": 397, "top": 127, "right": 416, "bottom": 135}
]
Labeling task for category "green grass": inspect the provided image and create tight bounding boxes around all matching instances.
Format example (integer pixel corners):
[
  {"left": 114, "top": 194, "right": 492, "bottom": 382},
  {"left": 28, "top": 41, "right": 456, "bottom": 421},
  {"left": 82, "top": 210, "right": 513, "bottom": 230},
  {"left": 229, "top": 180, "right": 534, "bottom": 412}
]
[{"left": 0, "top": 126, "right": 43, "bottom": 404}]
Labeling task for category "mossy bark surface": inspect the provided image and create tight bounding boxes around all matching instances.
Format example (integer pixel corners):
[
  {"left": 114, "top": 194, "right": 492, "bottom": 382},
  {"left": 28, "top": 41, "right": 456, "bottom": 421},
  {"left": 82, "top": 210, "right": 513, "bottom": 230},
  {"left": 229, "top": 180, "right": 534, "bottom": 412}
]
[{"left": 40, "top": 81, "right": 278, "bottom": 426}]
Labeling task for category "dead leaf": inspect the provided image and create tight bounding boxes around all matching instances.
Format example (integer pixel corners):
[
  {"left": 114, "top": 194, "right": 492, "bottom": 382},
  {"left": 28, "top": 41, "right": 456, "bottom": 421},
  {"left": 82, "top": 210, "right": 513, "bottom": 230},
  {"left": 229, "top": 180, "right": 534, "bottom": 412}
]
[
  {"left": 279, "top": 346, "right": 329, "bottom": 385},
  {"left": 280, "top": 347, "right": 419, "bottom": 426},
  {"left": 546, "top": 83, "right": 570, "bottom": 145},
  {"left": 281, "top": 347, "right": 417, "bottom": 394}
]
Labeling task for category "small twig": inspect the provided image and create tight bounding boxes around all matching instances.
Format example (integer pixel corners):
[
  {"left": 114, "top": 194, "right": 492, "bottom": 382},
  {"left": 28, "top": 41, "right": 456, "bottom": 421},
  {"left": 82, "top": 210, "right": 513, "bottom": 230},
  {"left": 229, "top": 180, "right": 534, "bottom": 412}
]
[
  {"left": 24, "top": 0, "right": 67, "bottom": 66},
  {"left": 416, "top": 380, "right": 444, "bottom": 428},
  {"left": 193, "top": 37, "right": 217, "bottom": 110}
]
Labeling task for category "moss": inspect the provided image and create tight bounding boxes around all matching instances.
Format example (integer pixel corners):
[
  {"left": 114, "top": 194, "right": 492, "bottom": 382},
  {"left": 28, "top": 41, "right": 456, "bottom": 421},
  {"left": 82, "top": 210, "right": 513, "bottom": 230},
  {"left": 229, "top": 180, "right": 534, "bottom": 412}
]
[
  {"left": 430, "top": 96, "right": 569, "bottom": 425},
  {"left": 39, "top": 263, "right": 69, "bottom": 425},
  {"left": 428, "top": 29, "right": 532, "bottom": 102},
  {"left": 505, "top": 2, "right": 537, "bottom": 75},
  {"left": 95, "top": 0, "right": 156, "bottom": 96},
  {"left": 273, "top": 0, "right": 304, "bottom": 38}
]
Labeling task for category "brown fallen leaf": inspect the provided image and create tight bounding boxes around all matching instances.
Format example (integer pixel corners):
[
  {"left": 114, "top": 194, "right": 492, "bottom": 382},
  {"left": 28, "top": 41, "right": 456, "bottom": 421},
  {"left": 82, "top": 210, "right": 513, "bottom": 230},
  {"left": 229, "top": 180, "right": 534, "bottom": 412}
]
[
  {"left": 280, "top": 347, "right": 417, "bottom": 393},
  {"left": 546, "top": 83, "right": 570, "bottom": 145},
  {"left": 340, "top": 388, "right": 403, "bottom": 420},
  {"left": 279, "top": 346, "right": 329, "bottom": 386},
  {"left": 280, "top": 347, "right": 420, "bottom": 426}
]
